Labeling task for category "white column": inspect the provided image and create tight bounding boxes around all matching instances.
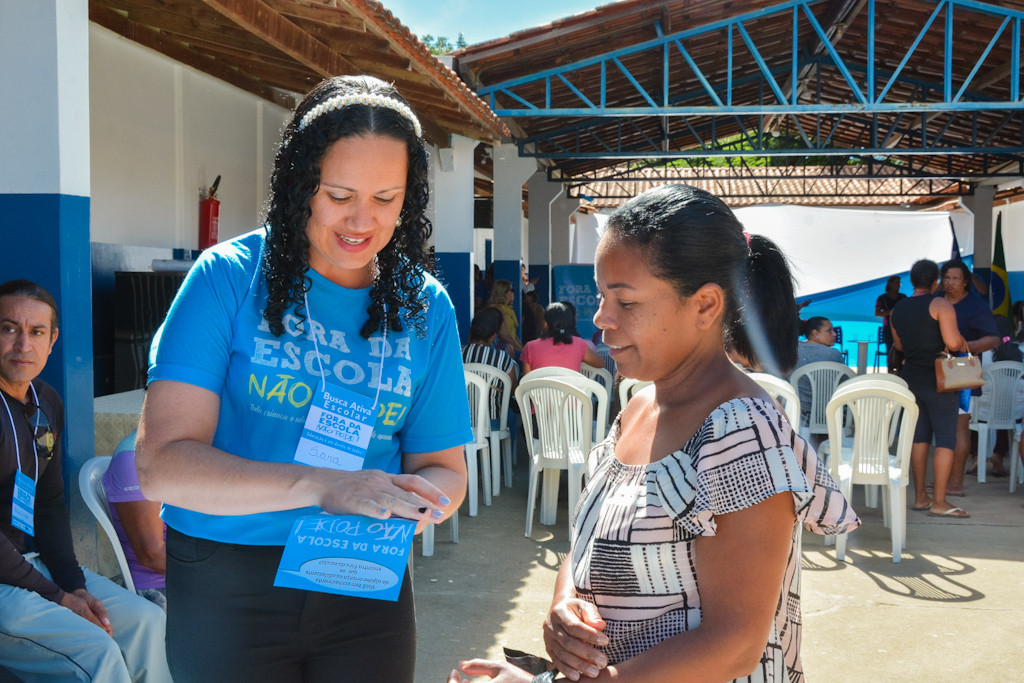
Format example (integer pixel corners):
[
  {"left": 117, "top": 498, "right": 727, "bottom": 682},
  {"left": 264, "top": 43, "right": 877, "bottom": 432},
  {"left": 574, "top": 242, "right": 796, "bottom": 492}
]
[
  {"left": 963, "top": 186, "right": 996, "bottom": 269},
  {"left": 0, "top": 0, "right": 90, "bottom": 197},
  {"left": 526, "top": 173, "right": 560, "bottom": 305},
  {"left": 429, "top": 135, "right": 477, "bottom": 339},
  {"left": 550, "top": 195, "right": 580, "bottom": 267},
  {"left": 491, "top": 143, "right": 537, "bottom": 326},
  {"left": 0, "top": 0, "right": 96, "bottom": 566}
]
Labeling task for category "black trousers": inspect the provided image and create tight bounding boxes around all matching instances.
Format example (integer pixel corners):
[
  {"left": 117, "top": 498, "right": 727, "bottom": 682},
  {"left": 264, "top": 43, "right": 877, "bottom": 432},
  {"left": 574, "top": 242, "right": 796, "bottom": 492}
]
[{"left": 166, "top": 527, "right": 417, "bottom": 683}]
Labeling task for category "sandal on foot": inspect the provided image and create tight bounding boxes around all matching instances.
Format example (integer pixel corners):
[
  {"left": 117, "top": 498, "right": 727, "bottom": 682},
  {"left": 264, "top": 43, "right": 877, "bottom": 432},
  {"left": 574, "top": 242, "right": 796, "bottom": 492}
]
[
  {"left": 911, "top": 503, "right": 932, "bottom": 511},
  {"left": 928, "top": 506, "right": 970, "bottom": 518}
]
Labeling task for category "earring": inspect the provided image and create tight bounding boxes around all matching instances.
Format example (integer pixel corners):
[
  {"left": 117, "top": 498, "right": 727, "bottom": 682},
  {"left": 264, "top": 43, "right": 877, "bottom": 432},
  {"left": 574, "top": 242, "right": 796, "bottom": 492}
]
[{"left": 395, "top": 217, "right": 403, "bottom": 228}]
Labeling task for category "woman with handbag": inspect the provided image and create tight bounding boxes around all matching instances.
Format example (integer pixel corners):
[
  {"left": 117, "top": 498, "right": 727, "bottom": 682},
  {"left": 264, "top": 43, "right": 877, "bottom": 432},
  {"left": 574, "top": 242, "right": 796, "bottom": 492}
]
[
  {"left": 940, "top": 260, "right": 1000, "bottom": 491},
  {"left": 890, "top": 259, "right": 970, "bottom": 518}
]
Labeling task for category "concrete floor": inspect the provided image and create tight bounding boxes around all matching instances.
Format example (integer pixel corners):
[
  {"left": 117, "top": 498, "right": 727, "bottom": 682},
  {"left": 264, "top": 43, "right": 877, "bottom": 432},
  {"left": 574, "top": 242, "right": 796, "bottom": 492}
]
[{"left": 413, "top": 454, "right": 1024, "bottom": 682}]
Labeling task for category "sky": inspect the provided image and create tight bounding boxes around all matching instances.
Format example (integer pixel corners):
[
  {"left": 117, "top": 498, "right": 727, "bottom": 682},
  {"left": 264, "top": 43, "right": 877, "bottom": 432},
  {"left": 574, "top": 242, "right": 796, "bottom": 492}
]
[{"left": 379, "top": 0, "right": 607, "bottom": 46}]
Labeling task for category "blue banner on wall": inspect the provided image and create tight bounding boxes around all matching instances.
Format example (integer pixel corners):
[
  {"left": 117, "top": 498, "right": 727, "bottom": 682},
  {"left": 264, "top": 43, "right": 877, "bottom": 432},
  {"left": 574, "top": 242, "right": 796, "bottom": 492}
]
[{"left": 552, "top": 265, "right": 600, "bottom": 344}]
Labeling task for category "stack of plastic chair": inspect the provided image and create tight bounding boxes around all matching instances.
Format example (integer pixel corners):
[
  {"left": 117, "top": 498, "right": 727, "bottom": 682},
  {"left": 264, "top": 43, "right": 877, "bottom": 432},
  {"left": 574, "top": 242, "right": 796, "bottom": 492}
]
[
  {"left": 825, "top": 382, "right": 918, "bottom": 563},
  {"left": 970, "top": 360, "right": 1024, "bottom": 485},
  {"left": 748, "top": 372, "right": 800, "bottom": 427},
  {"left": 789, "top": 361, "right": 857, "bottom": 444},
  {"left": 515, "top": 377, "right": 594, "bottom": 538},
  {"left": 463, "top": 362, "right": 514, "bottom": 493},
  {"left": 422, "top": 371, "right": 489, "bottom": 556},
  {"left": 79, "top": 456, "right": 136, "bottom": 592}
]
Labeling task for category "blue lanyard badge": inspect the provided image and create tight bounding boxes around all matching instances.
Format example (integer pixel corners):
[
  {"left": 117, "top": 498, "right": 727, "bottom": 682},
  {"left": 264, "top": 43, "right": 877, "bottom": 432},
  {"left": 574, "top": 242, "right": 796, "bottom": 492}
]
[
  {"left": 11, "top": 470, "right": 35, "bottom": 536},
  {"left": 293, "top": 380, "right": 377, "bottom": 471}
]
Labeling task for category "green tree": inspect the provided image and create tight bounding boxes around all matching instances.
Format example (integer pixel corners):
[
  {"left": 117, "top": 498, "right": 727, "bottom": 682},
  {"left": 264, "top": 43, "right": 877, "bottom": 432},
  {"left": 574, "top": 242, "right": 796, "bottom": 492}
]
[{"left": 421, "top": 33, "right": 468, "bottom": 55}]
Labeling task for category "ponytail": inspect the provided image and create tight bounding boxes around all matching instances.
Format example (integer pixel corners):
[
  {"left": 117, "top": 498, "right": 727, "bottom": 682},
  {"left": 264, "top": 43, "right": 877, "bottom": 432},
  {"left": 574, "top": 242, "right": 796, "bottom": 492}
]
[
  {"left": 542, "top": 302, "right": 576, "bottom": 345},
  {"left": 727, "top": 234, "right": 799, "bottom": 377},
  {"left": 604, "top": 184, "right": 799, "bottom": 375},
  {"left": 799, "top": 316, "right": 829, "bottom": 340}
]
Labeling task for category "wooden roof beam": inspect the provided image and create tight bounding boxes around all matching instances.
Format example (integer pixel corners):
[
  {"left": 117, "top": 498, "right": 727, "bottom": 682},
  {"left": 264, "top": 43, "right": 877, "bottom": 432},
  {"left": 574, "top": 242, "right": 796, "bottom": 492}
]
[
  {"left": 90, "top": 3, "right": 296, "bottom": 108},
  {"left": 198, "top": 0, "right": 359, "bottom": 78},
  {"left": 262, "top": 0, "right": 368, "bottom": 31}
]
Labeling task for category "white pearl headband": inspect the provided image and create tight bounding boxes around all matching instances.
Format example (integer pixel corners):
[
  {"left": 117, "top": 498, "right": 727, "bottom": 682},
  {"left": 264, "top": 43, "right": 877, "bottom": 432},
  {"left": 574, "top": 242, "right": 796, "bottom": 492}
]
[{"left": 297, "top": 93, "right": 422, "bottom": 138}]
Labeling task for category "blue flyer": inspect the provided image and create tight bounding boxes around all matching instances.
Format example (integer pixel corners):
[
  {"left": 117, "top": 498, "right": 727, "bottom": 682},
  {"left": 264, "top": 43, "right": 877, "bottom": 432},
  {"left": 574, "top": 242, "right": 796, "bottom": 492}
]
[{"left": 274, "top": 514, "right": 415, "bottom": 601}]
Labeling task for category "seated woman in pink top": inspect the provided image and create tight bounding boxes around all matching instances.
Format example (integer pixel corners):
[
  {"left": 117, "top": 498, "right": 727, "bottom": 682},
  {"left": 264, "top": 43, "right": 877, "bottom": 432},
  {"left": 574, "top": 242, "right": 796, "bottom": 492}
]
[{"left": 521, "top": 302, "right": 605, "bottom": 374}]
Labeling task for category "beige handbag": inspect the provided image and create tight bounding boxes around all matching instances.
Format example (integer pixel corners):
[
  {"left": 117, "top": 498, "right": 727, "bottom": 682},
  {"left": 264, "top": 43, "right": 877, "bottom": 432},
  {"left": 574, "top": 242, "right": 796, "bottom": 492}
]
[{"left": 934, "top": 353, "right": 984, "bottom": 392}]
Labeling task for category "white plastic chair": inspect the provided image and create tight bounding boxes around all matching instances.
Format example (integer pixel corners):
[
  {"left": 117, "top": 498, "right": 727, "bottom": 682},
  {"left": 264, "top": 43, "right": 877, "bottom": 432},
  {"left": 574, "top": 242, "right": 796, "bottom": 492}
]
[
  {"left": 818, "top": 376, "right": 907, "bottom": 510},
  {"left": 420, "top": 505, "right": 458, "bottom": 557},
  {"left": 516, "top": 377, "right": 594, "bottom": 538},
  {"left": 844, "top": 372, "right": 909, "bottom": 389},
  {"left": 463, "top": 362, "right": 514, "bottom": 493},
  {"left": 617, "top": 377, "right": 653, "bottom": 410},
  {"left": 580, "top": 364, "right": 614, "bottom": 398},
  {"left": 789, "top": 361, "right": 857, "bottom": 441},
  {"left": 462, "top": 370, "right": 492, "bottom": 514},
  {"left": 424, "top": 371, "right": 489, "bottom": 556},
  {"left": 825, "top": 382, "right": 918, "bottom": 563},
  {"left": 970, "top": 360, "right": 1024, "bottom": 485},
  {"left": 79, "top": 456, "right": 136, "bottom": 593},
  {"left": 1010, "top": 429, "right": 1023, "bottom": 494},
  {"left": 522, "top": 368, "right": 610, "bottom": 444},
  {"left": 748, "top": 372, "right": 801, "bottom": 427}
]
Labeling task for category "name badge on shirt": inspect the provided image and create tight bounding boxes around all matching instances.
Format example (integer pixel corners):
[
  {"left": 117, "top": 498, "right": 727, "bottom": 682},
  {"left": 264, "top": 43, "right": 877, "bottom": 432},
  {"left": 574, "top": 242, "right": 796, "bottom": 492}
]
[
  {"left": 11, "top": 470, "right": 35, "bottom": 536},
  {"left": 293, "top": 380, "right": 376, "bottom": 471}
]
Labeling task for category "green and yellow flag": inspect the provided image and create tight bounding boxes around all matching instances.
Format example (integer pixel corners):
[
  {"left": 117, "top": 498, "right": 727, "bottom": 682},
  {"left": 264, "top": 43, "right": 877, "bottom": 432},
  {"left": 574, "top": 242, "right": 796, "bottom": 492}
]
[{"left": 990, "top": 212, "right": 1011, "bottom": 318}]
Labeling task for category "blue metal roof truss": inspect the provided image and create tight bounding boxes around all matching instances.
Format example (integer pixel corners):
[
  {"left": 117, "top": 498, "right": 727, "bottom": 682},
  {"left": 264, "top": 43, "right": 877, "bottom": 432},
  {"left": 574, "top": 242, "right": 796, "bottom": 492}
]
[{"left": 478, "top": 0, "right": 1024, "bottom": 168}]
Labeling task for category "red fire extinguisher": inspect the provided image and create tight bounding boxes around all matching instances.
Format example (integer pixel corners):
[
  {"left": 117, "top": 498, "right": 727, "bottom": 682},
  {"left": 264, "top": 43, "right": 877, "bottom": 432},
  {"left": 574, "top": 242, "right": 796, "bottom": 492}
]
[{"left": 199, "top": 175, "right": 221, "bottom": 249}]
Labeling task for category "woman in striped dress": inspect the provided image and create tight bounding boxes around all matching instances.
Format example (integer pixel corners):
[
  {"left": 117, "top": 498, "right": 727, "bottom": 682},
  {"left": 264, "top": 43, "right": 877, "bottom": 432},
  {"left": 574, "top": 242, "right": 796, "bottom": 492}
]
[{"left": 452, "top": 185, "right": 859, "bottom": 683}]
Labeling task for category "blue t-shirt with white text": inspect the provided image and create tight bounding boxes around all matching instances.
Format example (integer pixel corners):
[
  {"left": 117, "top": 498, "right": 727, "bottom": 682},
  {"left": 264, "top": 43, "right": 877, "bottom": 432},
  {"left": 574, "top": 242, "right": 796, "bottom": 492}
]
[{"left": 149, "top": 229, "right": 472, "bottom": 545}]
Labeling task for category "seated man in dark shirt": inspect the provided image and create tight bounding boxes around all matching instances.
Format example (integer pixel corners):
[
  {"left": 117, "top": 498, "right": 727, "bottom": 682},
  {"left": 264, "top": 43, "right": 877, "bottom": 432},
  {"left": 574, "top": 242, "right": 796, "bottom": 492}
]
[{"left": 0, "top": 280, "right": 170, "bottom": 682}]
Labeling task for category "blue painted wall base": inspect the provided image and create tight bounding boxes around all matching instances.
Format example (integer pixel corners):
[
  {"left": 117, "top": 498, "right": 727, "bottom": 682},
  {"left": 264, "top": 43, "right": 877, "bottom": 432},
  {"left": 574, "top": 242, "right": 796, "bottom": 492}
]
[
  {"left": 0, "top": 193, "right": 95, "bottom": 475},
  {"left": 492, "top": 259, "right": 521, "bottom": 342},
  {"left": 528, "top": 264, "right": 550, "bottom": 308},
  {"left": 433, "top": 251, "right": 471, "bottom": 343}
]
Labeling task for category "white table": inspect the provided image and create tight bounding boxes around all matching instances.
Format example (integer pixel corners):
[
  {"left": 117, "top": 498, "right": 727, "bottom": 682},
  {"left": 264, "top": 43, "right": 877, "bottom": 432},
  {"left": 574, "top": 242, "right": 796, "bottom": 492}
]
[
  {"left": 854, "top": 340, "right": 871, "bottom": 375},
  {"left": 93, "top": 389, "right": 146, "bottom": 458}
]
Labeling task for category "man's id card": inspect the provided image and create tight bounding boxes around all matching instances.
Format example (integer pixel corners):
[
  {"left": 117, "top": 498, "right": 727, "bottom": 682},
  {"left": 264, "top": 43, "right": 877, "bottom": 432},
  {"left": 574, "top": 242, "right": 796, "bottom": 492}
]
[
  {"left": 293, "top": 380, "right": 376, "bottom": 471},
  {"left": 11, "top": 470, "right": 35, "bottom": 536},
  {"left": 274, "top": 515, "right": 414, "bottom": 601}
]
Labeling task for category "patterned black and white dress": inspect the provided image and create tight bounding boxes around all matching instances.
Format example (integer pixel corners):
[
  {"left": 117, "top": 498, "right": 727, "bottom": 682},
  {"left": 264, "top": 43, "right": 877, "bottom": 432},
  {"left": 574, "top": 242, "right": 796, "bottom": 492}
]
[{"left": 571, "top": 397, "right": 859, "bottom": 682}]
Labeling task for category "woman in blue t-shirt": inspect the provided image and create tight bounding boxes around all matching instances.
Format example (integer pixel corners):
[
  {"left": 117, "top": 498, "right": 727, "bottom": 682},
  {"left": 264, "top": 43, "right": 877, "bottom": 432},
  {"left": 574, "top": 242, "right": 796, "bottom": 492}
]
[
  {"left": 137, "top": 76, "right": 471, "bottom": 682},
  {"left": 940, "top": 260, "right": 1000, "bottom": 493}
]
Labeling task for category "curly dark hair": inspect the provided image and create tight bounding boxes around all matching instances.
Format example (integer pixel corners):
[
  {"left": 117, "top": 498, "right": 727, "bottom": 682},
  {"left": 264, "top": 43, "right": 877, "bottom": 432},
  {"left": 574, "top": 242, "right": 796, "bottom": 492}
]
[{"left": 263, "top": 75, "right": 432, "bottom": 339}]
